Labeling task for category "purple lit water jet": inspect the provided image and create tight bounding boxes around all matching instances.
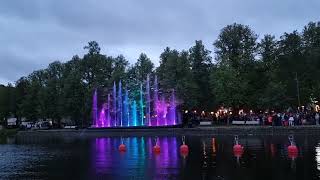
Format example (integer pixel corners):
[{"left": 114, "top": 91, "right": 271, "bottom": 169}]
[{"left": 92, "top": 75, "right": 179, "bottom": 128}]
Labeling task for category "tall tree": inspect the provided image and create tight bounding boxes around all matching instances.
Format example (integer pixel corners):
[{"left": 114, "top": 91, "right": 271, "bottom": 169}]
[
  {"left": 302, "top": 22, "right": 320, "bottom": 100},
  {"left": 81, "top": 41, "right": 113, "bottom": 124},
  {"left": 111, "top": 55, "right": 129, "bottom": 84},
  {"left": 277, "top": 31, "right": 305, "bottom": 106},
  {"left": 43, "top": 61, "right": 65, "bottom": 122},
  {"left": 134, "top": 53, "right": 154, "bottom": 82},
  {"left": 157, "top": 48, "right": 195, "bottom": 108},
  {"left": 212, "top": 23, "right": 258, "bottom": 108},
  {"left": 61, "top": 56, "right": 86, "bottom": 126},
  {"left": 214, "top": 23, "right": 257, "bottom": 70},
  {"left": 189, "top": 40, "right": 213, "bottom": 110}
]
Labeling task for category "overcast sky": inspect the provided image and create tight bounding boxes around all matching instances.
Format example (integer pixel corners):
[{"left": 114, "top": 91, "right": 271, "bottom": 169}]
[{"left": 0, "top": 0, "right": 319, "bottom": 84}]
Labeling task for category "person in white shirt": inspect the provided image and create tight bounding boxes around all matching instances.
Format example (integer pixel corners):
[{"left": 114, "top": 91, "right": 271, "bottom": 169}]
[{"left": 289, "top": 115, "right": 294, "bottom": 126}]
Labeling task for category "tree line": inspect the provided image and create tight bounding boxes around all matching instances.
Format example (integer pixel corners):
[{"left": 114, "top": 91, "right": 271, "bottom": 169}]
[{"left": 0, "top": 21, "right": 319, "bottom": 126}]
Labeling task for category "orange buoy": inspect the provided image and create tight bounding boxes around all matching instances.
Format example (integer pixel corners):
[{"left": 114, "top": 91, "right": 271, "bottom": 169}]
[
  {"left": 153, "top": 145, "right": 161, "bottom": 153},
  {"left": 233, "top": 148, "right": 244, "bottom": 158},
  {"left": 288, "top": 145, "right": 298, "bottom": 153},
  {"left": 180, "top": 136, "right": 189, "bottom": 155},
  {"left": 288, "top": 149, "right": 298, "bottom": 159},
  {"left": 180, "top": 144, "right": 189, "bottom": 154},
  {"left": 180, "top": 151, "right": 189, "bottom": 158},
  {"left": 233, "top": 144, "right": 243, "bottom": 152},
  {"left": 233, "top": 135, "right": 244, "bottom": 153},
  {"left": 118, "top": 144, "right": 126, "bottom": 152},
  {"left": 287, "top": 135, "right": 298, "bottom": 159}
]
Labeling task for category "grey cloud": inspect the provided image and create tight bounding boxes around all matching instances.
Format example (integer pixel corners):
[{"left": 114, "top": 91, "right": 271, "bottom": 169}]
[
  {"left": 0, "top": 0, "right": 319, "bottom": 84},
  {"left": 0, "top": 51, "right": 40, "bottom": 82}
]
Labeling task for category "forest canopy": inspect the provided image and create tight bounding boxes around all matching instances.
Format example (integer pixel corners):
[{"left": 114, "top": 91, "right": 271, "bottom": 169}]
[{"left": 0, "top": 22, "right": 319, "bottom": 126}]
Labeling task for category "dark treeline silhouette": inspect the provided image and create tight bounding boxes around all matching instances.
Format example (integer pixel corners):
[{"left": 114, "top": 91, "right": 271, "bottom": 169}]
[{"left": 0, "top": 22, "right": 320, "bottom": 127}]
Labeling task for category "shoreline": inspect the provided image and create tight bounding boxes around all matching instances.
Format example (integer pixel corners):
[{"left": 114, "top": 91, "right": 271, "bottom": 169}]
[
  {"left": 16, "top": 126, "right": 320, "bottom": 140},
  {"left": 0, "top": 128, "right": 18, "bottom": 137}
]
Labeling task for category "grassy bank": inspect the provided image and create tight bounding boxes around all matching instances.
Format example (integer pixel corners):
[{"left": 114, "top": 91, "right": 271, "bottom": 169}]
[{"left": 0, "top": 128, "right": 18, "bottom": 137}]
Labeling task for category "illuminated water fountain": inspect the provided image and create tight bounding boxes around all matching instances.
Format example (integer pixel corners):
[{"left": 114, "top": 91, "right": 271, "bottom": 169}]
[{"left": 92, "top": 75, "right": 179, "bottom": 128}]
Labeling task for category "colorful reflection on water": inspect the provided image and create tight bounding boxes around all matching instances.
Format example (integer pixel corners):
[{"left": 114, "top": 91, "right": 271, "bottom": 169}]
[
  {"left": 5, "top": 135, "right": 320, "bottom": 179},
  {"left": 90, "top": 137, "right": 179, "bottom": 179}
]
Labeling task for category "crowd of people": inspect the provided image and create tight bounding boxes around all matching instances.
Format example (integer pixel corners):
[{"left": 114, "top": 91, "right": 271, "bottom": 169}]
[{"left": 183, "top": 108, "right": 320, "bottom": 127}]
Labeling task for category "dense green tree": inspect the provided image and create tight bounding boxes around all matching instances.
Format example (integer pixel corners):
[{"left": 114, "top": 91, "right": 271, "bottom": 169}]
[
  {"left": 158, "top": 47, "right": 180, "bottom": 90},
  {"left": 189, "top": 40, "right": 213, "bottom": 110},
  {"left": 1, "top": 21, "right": 319, "bottom": 126},
  {"left": 214, "top": 23, "right": 257, "bottom": 70},
  {"left": 157, "top": 48, "right": 196, "bottom": 109},
  {"left": 111, "top": 55, "right": 129, "bottom": 85},
  {"left": 277, "top": 31, "right": 305, "bottom": 106},
  {"left": 212, "top": 24, "right": 257, "bottom": 108},
  {"left": 61, "top": 56, "right": 86, "bottom": 126},
  {"left": 0, "top": 85, "right": 10, "bottom": 124},
  {"left": 134, "top": 53, "right": 154, "bottom": 82},
  {"left": 302, "top": 22, "right": 320, "bottom": 100},
  {"left": 43, "top": 61, "right": 65, "bottom": 123},
  {"left": 255, "top": 35, "right": 287, "bottom": 109}
]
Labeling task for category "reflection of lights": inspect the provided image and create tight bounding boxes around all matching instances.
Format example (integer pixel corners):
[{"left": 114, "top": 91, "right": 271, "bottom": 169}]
[
  {"left": 202, "top": 141, "right": 206, "bottom": 156},
  {"left": 212, "top": 138, "right": 216, "bottom": 153},
  {"left": 316, "top": 143, "right": 320, "bottom": 170}
]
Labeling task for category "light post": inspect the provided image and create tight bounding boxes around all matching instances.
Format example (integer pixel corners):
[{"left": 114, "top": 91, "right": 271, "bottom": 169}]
[{"left": 295, "top": 72, "right": 301, "bottom": 108}]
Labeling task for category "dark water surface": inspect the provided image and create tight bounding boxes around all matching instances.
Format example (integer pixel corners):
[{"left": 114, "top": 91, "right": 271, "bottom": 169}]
[{"left": 1, "top": 135, "right": 320, "bottom": 180}]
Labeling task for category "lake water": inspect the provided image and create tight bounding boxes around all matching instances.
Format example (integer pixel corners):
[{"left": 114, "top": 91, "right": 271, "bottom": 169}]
[{"left": 0, "top": 135, "right": 320, "bottom": 180}]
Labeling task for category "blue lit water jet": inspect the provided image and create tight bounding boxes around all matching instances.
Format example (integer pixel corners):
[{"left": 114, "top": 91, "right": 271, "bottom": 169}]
[{"left": 92, "top": 75, "right": 179, "bottom": 128}]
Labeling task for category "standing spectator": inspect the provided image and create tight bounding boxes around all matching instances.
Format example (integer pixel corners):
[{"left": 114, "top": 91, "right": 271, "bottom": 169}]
[
  {"left": 281, "top": 113, "right": 286, "bottom": 126},
  {"left": 316, "top": 112, "right": 320, "bottom": 125},
  {"left": 289, "top": 114, "right": 294, "bottom": 126},
  {"left": 268, "top": 115, "right": 273, "bottom": 126}
]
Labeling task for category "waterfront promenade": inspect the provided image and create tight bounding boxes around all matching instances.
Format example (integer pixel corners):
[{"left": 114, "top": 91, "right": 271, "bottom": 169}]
[{"left": 16, "top": 126, "right": 320, "bottom": 140}]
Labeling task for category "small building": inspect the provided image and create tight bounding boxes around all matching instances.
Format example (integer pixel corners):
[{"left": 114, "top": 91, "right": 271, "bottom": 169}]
[{"left": 7, "top": 117, "right": 17, "bottom": 128}]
